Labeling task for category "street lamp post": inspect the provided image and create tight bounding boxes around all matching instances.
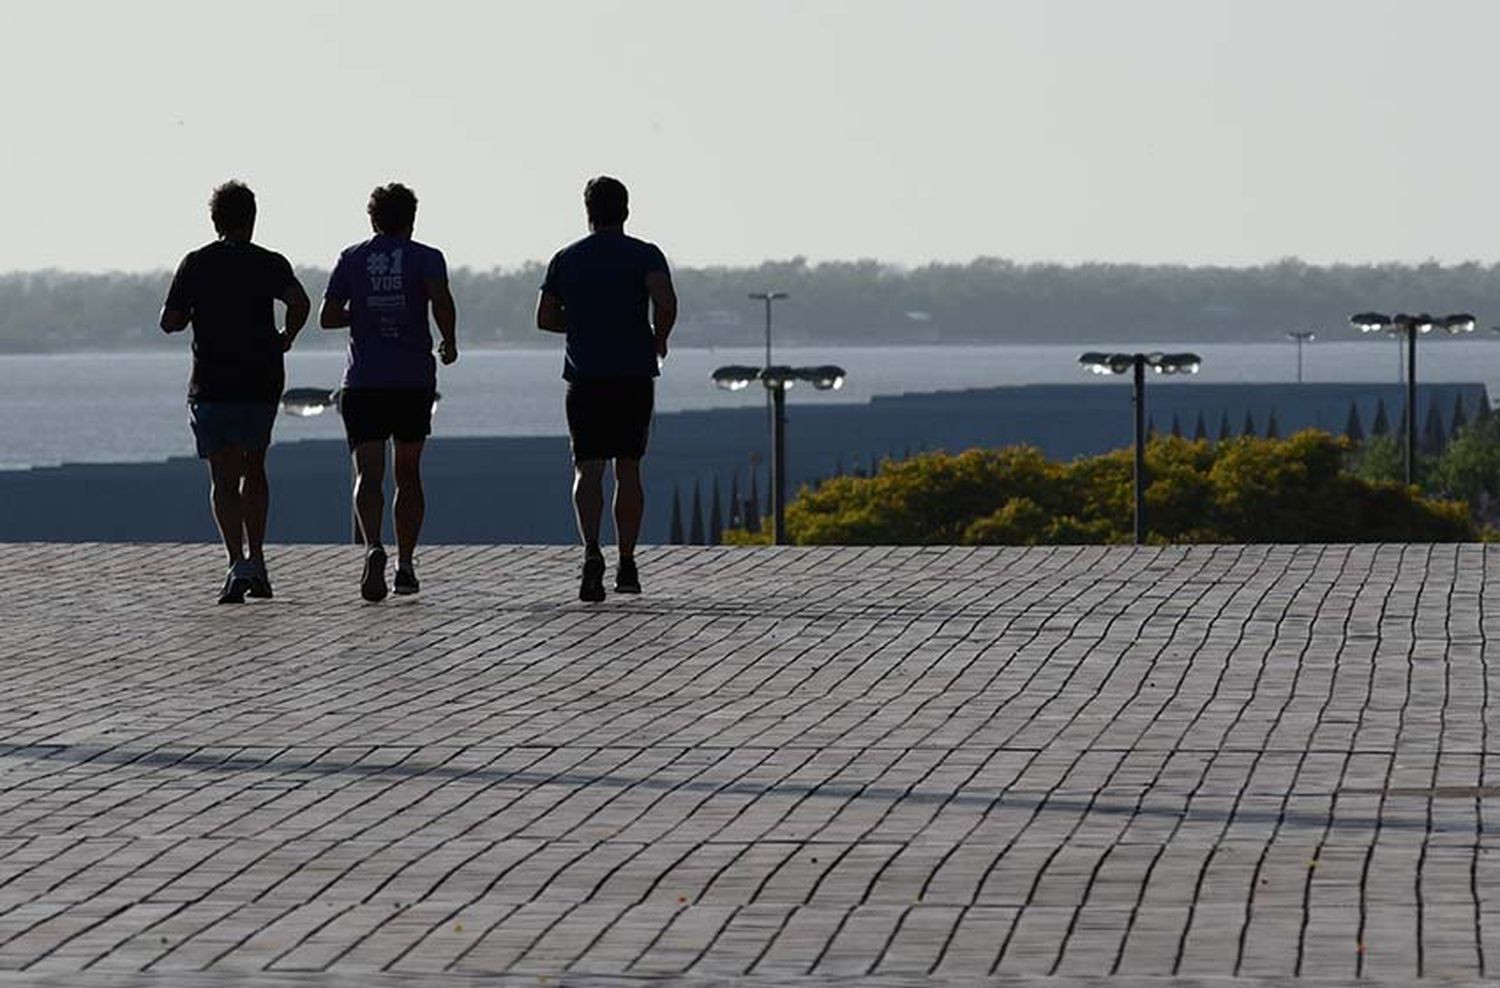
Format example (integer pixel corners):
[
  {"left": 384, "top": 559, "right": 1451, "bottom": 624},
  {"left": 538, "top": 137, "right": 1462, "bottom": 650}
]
[
  {"left": 713, "top": 364, "right": 846, "bottom": 545},
  {"left": 1286, "top": 331, "right": 1315, "bottom": 383},
  {"left": 1079, "top": 351, "right": 1202, "bottom": 545},
  {"left": 748, "top": 291, "right": 789, "bottom": 441},
  {"left": 1350, "top": 312, "right": 1474, "bottom": 485}
]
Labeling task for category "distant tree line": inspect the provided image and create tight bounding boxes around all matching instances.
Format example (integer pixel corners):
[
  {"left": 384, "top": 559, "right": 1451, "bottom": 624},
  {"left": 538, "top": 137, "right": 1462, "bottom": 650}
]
[{"left": 5, "top": 257, "right": 1500, "bottom": 352}]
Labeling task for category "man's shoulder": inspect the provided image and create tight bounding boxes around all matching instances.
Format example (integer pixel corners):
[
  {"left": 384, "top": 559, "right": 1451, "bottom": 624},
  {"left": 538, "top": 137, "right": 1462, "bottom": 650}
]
[
  {"left": 337, "top": 237, "right": 375, "bottom": 263},
  {"left": 408, "top": 239, "right": 446, "bottom": 267},
  {"left": 621, "top": 233, "right": 660, "bottom": 251},
  {"left": 551, "top": 235, "right": 594, "bottom": 262},
  {"left": 179, "top": 241, "right": 220, "bottom": 266},
  {"left": 246, "top": 242, "right": 293, "bottom": 270},
  {"left": 623, "top": 234, "right": 668, "bottom": 268}
]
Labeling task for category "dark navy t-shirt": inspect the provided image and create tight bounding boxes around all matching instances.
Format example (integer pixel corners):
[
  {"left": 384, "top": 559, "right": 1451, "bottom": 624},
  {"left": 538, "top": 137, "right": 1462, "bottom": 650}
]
[
  {"left": 163, "top": 240, "right": 297, "bottom": 402},
  {"left": 540, "top": 232, "right": 670, "bottom": 381},
  {"left": 325, "top": 235, "right": 447, "bottom": 390}
]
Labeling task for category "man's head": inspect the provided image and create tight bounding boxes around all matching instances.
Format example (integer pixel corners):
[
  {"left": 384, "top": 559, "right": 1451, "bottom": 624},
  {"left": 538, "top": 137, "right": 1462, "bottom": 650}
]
[
  {"left": 210, "top": 181, "right": 256, "bottom": 239},
  {"left": 368, "top": 183, "right": 418, "bottom": 236},
  {"left": 584, "top": 176, "right": 628, "bottom": 229}
]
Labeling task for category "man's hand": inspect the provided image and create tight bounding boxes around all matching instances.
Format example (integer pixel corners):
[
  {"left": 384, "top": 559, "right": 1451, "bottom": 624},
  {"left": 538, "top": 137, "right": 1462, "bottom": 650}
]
[
  {"left": 278, "top": 329, "right": 298, "bottom": 353},
  {"left": 654, "top": 331, "right": 669, "bottom": 360},
  {"left": 438, "top": 338, "right": 458, "bottom": 365}
]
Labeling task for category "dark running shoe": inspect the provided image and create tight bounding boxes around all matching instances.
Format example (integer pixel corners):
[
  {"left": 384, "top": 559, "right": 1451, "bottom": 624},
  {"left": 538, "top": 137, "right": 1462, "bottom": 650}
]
[
  {"left": 614, "top": 557, "right": 641, "bottom": 594},
  {"left": 394, "top": 568, "right": 420, "bottom": 596},
  {"left": 218, "top": 562, "right": 251, "bottom": 605},
  {"left": 247, "top": 559, "right": 273, "bottom": 599},
  {"left": 579, "top": 555, "right": 606, "bottom": 603},
  {"left": 361, "top": 546, "right": 389, "bottom": 602}
]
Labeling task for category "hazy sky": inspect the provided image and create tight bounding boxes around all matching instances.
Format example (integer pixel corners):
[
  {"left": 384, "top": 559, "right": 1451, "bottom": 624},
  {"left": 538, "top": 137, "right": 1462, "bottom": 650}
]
[{"left": 4, "top": 0, "right": 1498, "bottom": 271}]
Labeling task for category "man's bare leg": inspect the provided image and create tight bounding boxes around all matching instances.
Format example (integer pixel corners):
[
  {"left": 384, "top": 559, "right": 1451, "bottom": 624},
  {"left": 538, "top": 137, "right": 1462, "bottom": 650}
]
[
  {"left": 207, "top": 447, "right": 247, "bottom": 564},
  {"left": 352, "top": 441, "right": 386, "bottom": 549},
  {"left": 352, "top": 440, "right": 389, "bottom": 601},
  {"left": 613, "top": 458, "right": 644, "bottom": 561},
  {"left": 573, "top": 460, "right": 607, "bottom": 551},
  {"left": 241, "top": 446, "right": 269, "bottom": 566},
  {"left": 393, "top": 440, "right": 425, "bottom": 574},
  {"left": 574, "top": 460, "right": 607, "bottom": 601}
]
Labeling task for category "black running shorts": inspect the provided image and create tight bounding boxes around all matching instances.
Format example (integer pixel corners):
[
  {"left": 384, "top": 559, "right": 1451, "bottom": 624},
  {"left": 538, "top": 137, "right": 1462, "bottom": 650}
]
[
  {"left": 566, "top": 378, "right": 654, "bottom": 463},
  {"left": 339, "top": 388, "right": 435, "bottom": 449}
]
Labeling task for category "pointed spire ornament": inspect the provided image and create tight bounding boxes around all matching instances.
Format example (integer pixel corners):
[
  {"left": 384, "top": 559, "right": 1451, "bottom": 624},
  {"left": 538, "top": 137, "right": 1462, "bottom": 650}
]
[
  {"left": 689, "top": 483, "right": 705, "bottom": 545},
  {"left": 668, "top": 485, "right": 684, "bottom": 545},
  {"left": 1344, "top": 402, "right": 1364, "bottom": 442},
  {"left": 709, "top": 479, "right": 723, "bottom": 545}
]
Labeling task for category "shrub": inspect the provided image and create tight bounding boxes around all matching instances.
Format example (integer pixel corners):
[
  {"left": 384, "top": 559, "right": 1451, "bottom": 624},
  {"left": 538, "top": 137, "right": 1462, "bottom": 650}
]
[{"left": 733, "top": 431, "right": 1477, "bottom": 545}]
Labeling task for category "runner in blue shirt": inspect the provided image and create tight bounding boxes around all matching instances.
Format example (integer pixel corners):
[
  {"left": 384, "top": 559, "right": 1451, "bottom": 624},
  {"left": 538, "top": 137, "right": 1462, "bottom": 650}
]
[
  {"left": 321, "top": 183, "right": 458, "bottom": 601},
  {"left": 537, "top": 176, "right": 677, "bottom": 601}
]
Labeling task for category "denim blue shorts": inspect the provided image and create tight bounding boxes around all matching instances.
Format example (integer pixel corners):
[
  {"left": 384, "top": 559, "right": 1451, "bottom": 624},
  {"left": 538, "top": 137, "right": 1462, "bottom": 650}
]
[{"left": 188, "top": 400, "right": 278, "bottom": 458}]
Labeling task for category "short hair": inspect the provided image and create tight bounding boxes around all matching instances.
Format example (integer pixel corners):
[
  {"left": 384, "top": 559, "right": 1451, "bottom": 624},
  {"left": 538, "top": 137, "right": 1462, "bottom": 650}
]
[
  {"left": 584, "top": 176, "right": 629, "bottom": 226},
  {"left": 209, "top": 181, "right": 256, "bottom": 234},
  {"left": 368, "top": 183, "right": 418, "bottom": 234}
]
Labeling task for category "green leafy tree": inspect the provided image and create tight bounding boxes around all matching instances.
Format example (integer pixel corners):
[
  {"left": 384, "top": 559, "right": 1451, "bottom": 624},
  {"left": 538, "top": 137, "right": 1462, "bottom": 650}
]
[
  {"left": 1346, "top": 434, "right": 1405, "bottom": 486},
  {"left": 758, "top": 431, "right": 1473, "bottom": 546}
]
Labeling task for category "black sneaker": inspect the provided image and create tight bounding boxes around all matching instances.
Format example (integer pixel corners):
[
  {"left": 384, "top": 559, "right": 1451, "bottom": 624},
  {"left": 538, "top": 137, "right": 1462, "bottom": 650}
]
[
  {"left": 614, "top": 557, "right": 641, "bottom": 594},
  {"left": 218, "top": 562, "right": 251, "bottom": 605},
  {"left": 579, "top": 555, "right": 606, "bottom": 603},
  {"left": 361, "top": 546, "right": 389, "bottom": 602},
  {"left": 247, "top": 560, "right": 273, "bottom": 599},
  {"left": 393, "top": 567, "right": 420, "bottom": 596}
]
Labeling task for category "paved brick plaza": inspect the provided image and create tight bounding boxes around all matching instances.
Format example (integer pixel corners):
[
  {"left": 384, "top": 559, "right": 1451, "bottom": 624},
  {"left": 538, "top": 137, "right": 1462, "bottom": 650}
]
[{"left": 0, "top": 542, "right": 1497, "bottom": 986}]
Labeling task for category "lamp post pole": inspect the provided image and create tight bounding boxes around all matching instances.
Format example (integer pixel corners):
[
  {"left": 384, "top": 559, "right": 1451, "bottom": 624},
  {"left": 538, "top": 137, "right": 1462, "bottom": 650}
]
[
  {"left": 749, "top": 291, "right": 788, "bottom": 442},
  {"left": 1132, "top": 354, "right": 1147, "bottom": 545},
  {"left": 771, "top": 383, "right": 788, "bottom": 545},
  {"left": 1286, "top": 331, "right": 1315, "bottom": 383},
  {"left": 1405, "top": 324, "right": 1417, "bottom": 487}
]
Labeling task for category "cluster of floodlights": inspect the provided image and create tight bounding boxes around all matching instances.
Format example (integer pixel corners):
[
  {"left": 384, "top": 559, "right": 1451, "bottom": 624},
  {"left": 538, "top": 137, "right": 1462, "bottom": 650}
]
[
  {"left": 1350, "top": 312, "right": 1476, "bottom": 335},
  {"left": 1078, "top": 352, "right": 1202, "bottom": 376},
  {"left": 712, "top": 365, "right": 847, "bottom": 391}
]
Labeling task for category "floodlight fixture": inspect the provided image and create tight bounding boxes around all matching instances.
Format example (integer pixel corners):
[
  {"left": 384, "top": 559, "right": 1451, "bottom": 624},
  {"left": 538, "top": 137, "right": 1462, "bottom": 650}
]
[
  {"left": 712, "top": 365, "right": 761, "bottom": 391},
  {"left": 1351, "top": 312, "right": 1392, "bottom": 332},
  {"left": 281, "top": 387, "right": 337, "bottom": 417},
  {"left": 795, "top": 365, "right": 847, "bottom": 390}
]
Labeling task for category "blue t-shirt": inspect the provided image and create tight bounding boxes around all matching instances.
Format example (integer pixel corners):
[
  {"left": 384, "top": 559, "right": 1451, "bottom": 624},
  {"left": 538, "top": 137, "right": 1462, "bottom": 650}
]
[
  {"left": 540, "top": 232, "right": 671, "bottom": 381},
  {"left": 326, "top": 235, "right": 447, "bottom": 390}
]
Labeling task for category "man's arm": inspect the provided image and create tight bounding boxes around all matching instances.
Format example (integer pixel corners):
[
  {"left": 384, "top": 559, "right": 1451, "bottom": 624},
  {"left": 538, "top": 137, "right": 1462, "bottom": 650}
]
[
  {"left": 646, "top": 270, "right": 677, "bottom": 358},
  {"left": 536, "top": 291, "right": 566, "bottom": 334},
  {"left": 279, "top": 278, "right": 311, "bottom": 351},
  {"left": 427, "top": 276, "right": 458, "bottom": 365},
  {"left": 319, "top": 298, "right": 350, "bottom": 329},
  {"left": 160, "top": 307, "right": 190, "bottom": 334},
  {"left": 160, "top": 255, "right": 191, "bottom": 333}
]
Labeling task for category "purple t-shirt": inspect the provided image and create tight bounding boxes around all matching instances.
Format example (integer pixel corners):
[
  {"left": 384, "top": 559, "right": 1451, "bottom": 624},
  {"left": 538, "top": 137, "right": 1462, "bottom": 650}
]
[{"left": 325, "top": 235, "right": 447, "bottom": 390}]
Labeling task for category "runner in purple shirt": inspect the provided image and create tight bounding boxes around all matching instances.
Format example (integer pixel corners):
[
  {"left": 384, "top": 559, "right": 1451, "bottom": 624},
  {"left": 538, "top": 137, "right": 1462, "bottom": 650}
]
[{"left": 320, "top": 183, "right": 458, "bottom": 602}]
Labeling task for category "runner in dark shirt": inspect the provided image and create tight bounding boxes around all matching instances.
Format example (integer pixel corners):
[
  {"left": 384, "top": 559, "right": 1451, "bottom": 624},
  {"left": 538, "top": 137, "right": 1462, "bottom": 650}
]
[
  {"left": 320, "top": 183, "right": 458, "bottom": 602},
  {"left": 160, "top": 180, "right": 310, "bottom": 604},
  {"left": 537, "top": 176, "right": 677, "bottom": 601}
]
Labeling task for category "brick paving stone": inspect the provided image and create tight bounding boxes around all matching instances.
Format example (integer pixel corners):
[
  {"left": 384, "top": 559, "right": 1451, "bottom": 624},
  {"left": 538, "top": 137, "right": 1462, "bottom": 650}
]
[{"left": 0, "top": 542, "right": 1499, "bottom": 985}]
